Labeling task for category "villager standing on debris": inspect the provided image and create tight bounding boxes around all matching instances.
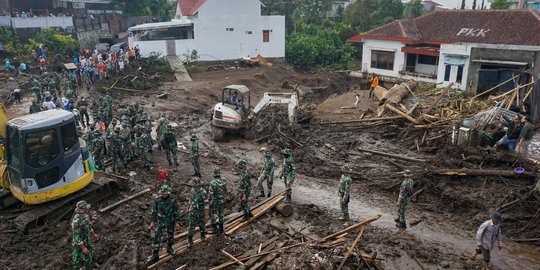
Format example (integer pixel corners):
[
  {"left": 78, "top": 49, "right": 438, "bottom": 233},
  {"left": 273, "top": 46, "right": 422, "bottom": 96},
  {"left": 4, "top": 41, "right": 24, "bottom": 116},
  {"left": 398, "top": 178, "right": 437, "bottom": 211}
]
[
  {"left": 257, "top": 147, "right": 275, "bottom": 198},
  {"left": 236, "top": 159, "right": 253, "bottom": 221},
  {"left": 280, "top": 148, "right": 296, "bottom": 203},
  {"left": 517, "top": 116, "right": 534, "bottom": 156},
  {"left": 187, "top": 177, "right": 209, "bottom": 248},
  {"left": 395, "top": 169, "right": 414, "bottom": 228},
  {"left": 164, "top": 124, "right": 179, "bottom": 166},
  {"left": 496, "top": 114, "right": 522, "bottom": 151},
  {"left": 470, "top": 212, "right": 502, "bottom": 270},
  {"left": 208, "top": 168, "right": 227, "bottom": 235},
  {"left": 147, "top": 185, "right": 181, "bottom": 265},
  {"left": 71, "top": 200, "right": 100, "bottom": 270},
  {"left": 191, "top": 134, "right": 202, "bottom": 177},
  {"left": 368, "top": 75, "right": 379, "bottom": 98},
  {"left": 338, "top": 165, "right": 352, "bottom": 222},
  {"left": 12, "top": 86, "right": 21, "bottom": 104}
]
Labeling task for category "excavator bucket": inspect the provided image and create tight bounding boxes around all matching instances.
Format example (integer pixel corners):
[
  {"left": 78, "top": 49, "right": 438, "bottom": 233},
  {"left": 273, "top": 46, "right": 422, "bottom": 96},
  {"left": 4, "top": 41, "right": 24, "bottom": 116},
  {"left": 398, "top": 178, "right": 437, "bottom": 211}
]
[{"left": 252, "top": 92, "right": 299, "bottom": 125}]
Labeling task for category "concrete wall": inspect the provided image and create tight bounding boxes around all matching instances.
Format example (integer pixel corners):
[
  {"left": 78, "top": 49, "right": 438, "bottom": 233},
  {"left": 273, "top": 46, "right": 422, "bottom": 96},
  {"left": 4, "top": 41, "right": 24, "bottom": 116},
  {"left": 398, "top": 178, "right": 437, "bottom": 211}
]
[
  {"left": 11, "top": 16, "right": 74, "bottom": 29},
  {"left": 132, "top": 0, "right": 285, "bottom": 61},
  {"left": 438, "top": 43, "right": 473, "bottom": 91},
  {"left": 76, "top": 29, "right": 101, "bottom": 51}
]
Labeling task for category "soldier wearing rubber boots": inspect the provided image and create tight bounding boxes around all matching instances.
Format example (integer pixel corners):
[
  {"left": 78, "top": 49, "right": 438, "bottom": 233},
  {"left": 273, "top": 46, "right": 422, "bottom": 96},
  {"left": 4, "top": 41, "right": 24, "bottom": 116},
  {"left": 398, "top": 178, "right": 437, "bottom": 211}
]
[
  {"left": 236, "top": 159, "right": 253, "bottom": 222},
  {"left": 92, "top": 130, "right": 106, "bottom": 170},
  {"left": 190, "top": 134, "right": 201, "bottom": 177},
  {"left": 395, "top": 169, "right": 414, "bottom": 228},
  {"left": 187, "top": 177, "right": 209, "bottom": 248},
  {"left": 71, "top": 200, "right": 100, "bottom": 270},
  {"left": 164, "top": 125, "right": 179, "bottom": 166},
  {"left": 280, "top": 148, "right": 296, "bottom": 203},
  {"left": 257, "top": 147, "right": 274, "bottom": 198},
  {"left": 208, "top": 168, "right": 227, "bottom": 235},
  {"left": 338, "top": 165, "right": 352, "bottom": 222},
  {"left": 147, "top": 185, "right": 181, "bottom": 265}
]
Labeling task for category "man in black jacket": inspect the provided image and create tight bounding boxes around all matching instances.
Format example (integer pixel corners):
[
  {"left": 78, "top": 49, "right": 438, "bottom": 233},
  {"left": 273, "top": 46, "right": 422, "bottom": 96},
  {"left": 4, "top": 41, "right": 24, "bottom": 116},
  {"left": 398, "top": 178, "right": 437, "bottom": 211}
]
[{"left": 496, "top": 114, "right": 522, "bottom": 151}]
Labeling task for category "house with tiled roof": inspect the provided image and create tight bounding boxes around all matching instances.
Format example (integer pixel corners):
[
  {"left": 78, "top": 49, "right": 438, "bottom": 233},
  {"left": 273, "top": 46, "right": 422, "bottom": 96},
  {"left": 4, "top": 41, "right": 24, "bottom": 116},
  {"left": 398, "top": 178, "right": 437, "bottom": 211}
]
[
  {"left": 128, "top": 0, "right": 285, "bottom": 61},
  {"left": 349, "top": 9, "right": 540, "bottom": 96}
]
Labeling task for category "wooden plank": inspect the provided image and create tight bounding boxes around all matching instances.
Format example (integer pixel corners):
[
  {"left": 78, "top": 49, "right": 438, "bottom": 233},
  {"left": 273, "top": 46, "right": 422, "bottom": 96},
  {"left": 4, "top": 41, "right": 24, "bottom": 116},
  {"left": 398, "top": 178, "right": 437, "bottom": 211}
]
[
  {"left": 384, "top": 103, "right": 419, "bottom": 124},
  {"left": 354, "top": 148, "right": 426, "bottom": 163},
  {"left": 473, "top": 74, "right": 518, "bottom": 98},
  {"left": 221, "top": 249, "right": 245, "bottom": 266},
  {"left": 337, "top": 227, "right": 365, "bottom": 270},
  {"left": 320, "top": 214, "right": 381, "bottom": 242}
]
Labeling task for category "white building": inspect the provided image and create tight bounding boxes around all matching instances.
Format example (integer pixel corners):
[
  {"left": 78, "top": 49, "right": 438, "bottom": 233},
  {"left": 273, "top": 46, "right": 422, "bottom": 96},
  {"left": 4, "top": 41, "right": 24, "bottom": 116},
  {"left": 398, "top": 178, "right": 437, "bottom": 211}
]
[{"left": 128, "top": 0, "right": 285, "bottom": 61}]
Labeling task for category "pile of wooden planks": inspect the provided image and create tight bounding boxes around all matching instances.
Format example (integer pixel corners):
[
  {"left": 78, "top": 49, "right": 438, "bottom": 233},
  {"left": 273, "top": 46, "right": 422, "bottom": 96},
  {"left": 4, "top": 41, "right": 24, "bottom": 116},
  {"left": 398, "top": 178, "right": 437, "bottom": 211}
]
[{"left": 147, "top": 191, "right": 287, "bottom": 269}]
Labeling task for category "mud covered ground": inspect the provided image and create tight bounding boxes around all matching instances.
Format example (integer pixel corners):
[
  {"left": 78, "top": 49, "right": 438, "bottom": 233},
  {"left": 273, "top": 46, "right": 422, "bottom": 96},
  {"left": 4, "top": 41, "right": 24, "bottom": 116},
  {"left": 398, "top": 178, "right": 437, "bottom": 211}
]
[{"left": 0, "top": 62, "right": 539, "bottom": 270}]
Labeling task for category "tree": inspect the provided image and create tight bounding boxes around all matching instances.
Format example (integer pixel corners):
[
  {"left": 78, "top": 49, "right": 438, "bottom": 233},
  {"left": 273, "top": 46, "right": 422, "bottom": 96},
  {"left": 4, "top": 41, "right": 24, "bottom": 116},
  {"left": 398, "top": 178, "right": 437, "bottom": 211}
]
[
  {"left": 403, "top": 0, "right": 423, "bottom": 19},
  {"left": 490, "top": 0, "right": 511, "bottom": 9},
  {"left": 111, "top": 0, "right": 174, "bottom": 21},
  {"left": 372, "top": 0, "right": 404, "bottom": 27},
  {"left": 344, "top": 0, "right": 378, "bottom": 32},
  {"left": 24, "top": 29, "right": 78, "bottom": 59},
  {"left": 461, "top": 0, "right": 466, "bottom": 9}
]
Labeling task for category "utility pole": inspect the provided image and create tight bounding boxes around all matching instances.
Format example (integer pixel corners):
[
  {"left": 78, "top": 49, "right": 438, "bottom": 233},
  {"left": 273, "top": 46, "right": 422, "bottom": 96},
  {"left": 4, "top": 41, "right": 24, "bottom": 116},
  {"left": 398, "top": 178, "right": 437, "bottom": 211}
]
[
  {"left": 472, "top": 0, "right": 477, "bottom": 9},
  {"left": 461, "top": 0, "right": 466, "bottom": 9}
]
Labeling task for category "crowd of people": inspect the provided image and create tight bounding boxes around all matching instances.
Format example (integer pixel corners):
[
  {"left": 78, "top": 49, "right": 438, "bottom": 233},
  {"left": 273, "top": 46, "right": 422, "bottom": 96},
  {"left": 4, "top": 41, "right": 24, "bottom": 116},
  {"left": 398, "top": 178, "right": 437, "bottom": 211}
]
[{"left": 495, "top": 113, "right": 534, "bottom": 155}]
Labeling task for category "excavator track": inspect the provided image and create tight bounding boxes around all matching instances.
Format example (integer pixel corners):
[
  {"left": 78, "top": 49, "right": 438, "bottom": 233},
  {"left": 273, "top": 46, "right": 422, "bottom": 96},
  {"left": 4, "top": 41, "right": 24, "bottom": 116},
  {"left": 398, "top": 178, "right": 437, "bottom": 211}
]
[{"left": 8, "top": 177, "right": 120, "bottom": 231}]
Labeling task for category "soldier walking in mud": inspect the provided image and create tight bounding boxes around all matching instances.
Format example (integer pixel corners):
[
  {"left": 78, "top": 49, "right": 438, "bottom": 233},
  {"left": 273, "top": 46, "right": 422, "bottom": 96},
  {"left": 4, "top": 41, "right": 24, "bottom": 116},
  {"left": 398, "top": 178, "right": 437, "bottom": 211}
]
[
  {"left": 257, "top": 147, "right": 274, "bottom": 198},
  {"left": 92, "top": 130, "right": 106, "bottom": 171},
  {"left": 395, "top": 169, "right": 414, "bottom": 228},
  {"left": 137, "top": 128, "right": 151, "bottom": 170},
  {"left": 108, "top": 127, "right": 126, "bottom": 172},
  {"left": 280, "top": 148, "right": 296, "bottom": 203},
  {"left": 191, "top": 134, "right": 202, "bottom": 177},
  {"left": 157, "top": 114, "right": 169, "bottom": 150},
  {"left": 187, "top": 177, "right": 209, "bottom": 248},
  {"left": 147, "top": 185, "right": 181, "bottom": 265},
  {"left": 236, "top": 159, "right": 253, "bottom": 222},
  {"left": 338, "top": 165, "right": 352, "bottom": 222},
  {"left": 208, "top": 168, "right": 227, "bottom": 235},
  {"left": 164, "top": 125, "right": 179, "bottom": 166},
  {"left": 71, "top": 200, "right": 100, "bottom": 270}
]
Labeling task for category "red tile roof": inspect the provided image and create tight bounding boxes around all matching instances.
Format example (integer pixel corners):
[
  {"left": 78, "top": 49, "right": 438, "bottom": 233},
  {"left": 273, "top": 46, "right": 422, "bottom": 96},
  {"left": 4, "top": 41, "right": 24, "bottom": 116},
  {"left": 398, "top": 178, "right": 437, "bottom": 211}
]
[
  {"left": 349, "top": 9, "right": 540, "bottom": 46},
  {"left": 178, "top": 0, "right": 207, "bottom": 16}
]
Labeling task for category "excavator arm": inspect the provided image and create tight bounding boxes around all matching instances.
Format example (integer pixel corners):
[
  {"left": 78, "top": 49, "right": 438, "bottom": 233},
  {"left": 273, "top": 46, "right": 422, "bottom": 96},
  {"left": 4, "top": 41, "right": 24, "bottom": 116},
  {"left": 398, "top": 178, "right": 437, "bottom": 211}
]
[
  {"left": 0, "top": 104, "right": 8, "bottom": 190},
  {"left": 251, "top": 92, "right": 298, "bottom": 125}
]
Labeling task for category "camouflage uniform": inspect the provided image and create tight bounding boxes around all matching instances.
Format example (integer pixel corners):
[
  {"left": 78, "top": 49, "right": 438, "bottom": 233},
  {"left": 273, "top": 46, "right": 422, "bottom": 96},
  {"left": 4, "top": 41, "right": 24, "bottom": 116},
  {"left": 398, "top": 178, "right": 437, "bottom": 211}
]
[
  {"left": 137, "top": 132, "right": 151, "bottom": 169},
  {"left": 92, "top": 131, "right": 106, "bottom": 170},
  {"left": 236, "top": 159, "right": 253, "bottom": 221},
  {"left": 257, "top": 150, "right": 274, "bottom": 198},
  {"left": 119, "top": 127, "right": 134, "bottom": 165},
  {"left": 190, "top": 134, "right": 201, "bottom": 177},
  {"left": 280, "top": 148, "right": 296, "bottom": 203},
  {"left": 157, "top": 114, "right": 169, "bottom": 149},
  {"left": 83, "top": 131, "right": 95, "bottom": 153},
  {"left": 396, "top": 170, "right": 415, "bottom": 228},
  {"left": 71, "top": 201, "right": 97, "bottom": 270},
  {"left": 338, "top": 165, "right": 352, "bottom": 222},
  {"left": 187, "top": 178, "right": 209, "bottom": 247},
  {"left": 208, "top": 169, "right": 227, "bottom": 234},
  {"left": 29, "top": 101, "right": 41, "bottom": 114},
  {"left": 164, "top": 126, "right": 178, "bottom": 166},
  {"left": 147, "top": 185, "right": 181, "bottom": 264},
  {"left": 108, "top": 128, "right": 125, "bottom": 171},
  {"left": 32, "top": 79, "right": 42, "bottom": 102}
]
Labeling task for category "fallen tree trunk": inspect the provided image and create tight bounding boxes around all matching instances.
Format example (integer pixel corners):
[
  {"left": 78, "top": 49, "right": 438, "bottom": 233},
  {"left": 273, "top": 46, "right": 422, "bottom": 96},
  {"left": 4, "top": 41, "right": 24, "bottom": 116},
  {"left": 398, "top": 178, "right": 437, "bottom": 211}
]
[
  {"left": 320, "top": 116, "right": 403, "bottom": 125},
  {"left": 383, "top": 81, "right": 417, "bottom": 104},
  {"left": 434, "top": 168, "right": 536, "bottom": 179},
  {"left": 384, "top": 103, "right": 419, "bottom": 124},
  {"left": 354, "top": 148, "right": 426, "bottom": 163}
]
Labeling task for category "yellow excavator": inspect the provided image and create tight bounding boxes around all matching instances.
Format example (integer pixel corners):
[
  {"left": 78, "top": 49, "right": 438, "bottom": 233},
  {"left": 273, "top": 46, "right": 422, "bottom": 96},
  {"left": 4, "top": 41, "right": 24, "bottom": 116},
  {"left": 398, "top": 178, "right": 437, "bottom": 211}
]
[{"left": 0, "top": 104, "right": 94, "bottom": 205}]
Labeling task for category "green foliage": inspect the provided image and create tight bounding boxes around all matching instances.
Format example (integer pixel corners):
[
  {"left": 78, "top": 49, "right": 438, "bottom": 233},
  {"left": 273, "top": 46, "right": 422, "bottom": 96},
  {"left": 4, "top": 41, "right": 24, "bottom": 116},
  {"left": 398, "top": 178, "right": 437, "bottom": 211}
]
[
  {"left": 286, "top": 22, "right": 354, "bottom": 70},
  {"left": 112, "top": 0, "right": 174, "bottom": 21},
  {"left": 0, "top": 28, "right": 22, "bottom": 55},
  {"left": 24, "top": 29, "right": 78, "bottom": 58},
  {"left": 344, "top": 0, "right": 378, "bottom": 32},
  {"left": 147, "top": 52, "right": 173, "bottom": 73},
  {"left": 490, "top": 0, "right": 511, "bottom": 9},
  {"left": 372, "top": 0, "right": 404, "bottom": 26},
  {"left": 404, "top": 0, "right": 423, "bottom": 18}
]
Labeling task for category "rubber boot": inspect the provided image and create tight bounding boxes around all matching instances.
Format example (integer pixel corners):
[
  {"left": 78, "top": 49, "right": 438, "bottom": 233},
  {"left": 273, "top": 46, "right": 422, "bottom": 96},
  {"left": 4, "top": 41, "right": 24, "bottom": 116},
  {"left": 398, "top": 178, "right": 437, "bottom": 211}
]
[
  {"left": 285, "top": 194, "right": 291, "bottom": 204},
  {"left": 200, "top": 231, "right": 206, "bottom": 241},
  {"left": 218, "top": 223, "right": 224, "bottom": 234},
  {"left": 146, "top": 249, "right": 159, "bottom": 265},
  {"left": 240, "top": 213, "right": 249, "bottom": 222},
  {"left": 187, "top": 236, "right": 193, "bottom": 248},
  {"left": 259, "top": 190, "right": 265, "bottom": 198},
  {"left": 168, "top": 159, "right": 172, "bottom": 166},
  {"left": 166, "top": 243, "right": 175, "bottom": 256},
  {"left": 207, "top": 224, "right": 218, "bottom": 235},
  {"left": 267, "top": 191, "right": 272, "bottom": 198},
  {"left": 396, "top": 222, "right": 407, "bottom": 228},
  {"left": 174, "top": 160, "right": 179, "bottom": 166}
]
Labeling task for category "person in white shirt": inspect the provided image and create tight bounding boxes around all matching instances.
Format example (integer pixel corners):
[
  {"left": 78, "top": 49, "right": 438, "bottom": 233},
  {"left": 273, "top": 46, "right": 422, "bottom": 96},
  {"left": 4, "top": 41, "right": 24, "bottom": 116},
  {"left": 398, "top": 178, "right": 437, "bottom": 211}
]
[
  {"left": 42, "top": 96, "right": 56, "bottom": 110},
  {"left": 470, "top": 212, "right": 502, "bottom": 270}
]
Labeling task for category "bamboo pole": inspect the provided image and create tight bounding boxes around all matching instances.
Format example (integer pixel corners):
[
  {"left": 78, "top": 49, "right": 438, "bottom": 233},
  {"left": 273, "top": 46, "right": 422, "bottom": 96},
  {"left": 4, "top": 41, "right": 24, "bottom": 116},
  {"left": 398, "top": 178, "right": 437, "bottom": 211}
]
[
  {"left": 354, "top": 148, "right": 426, "bottom": 163},
  {"left": 221, "top": 249, "right": 245, "bottom": 266},
  {"left": 473, "top": 74, "right": 518, "bottom": 98},
  {"left": 384, "top": 103, "right": 419, "bottom": 124},
  {"left": 99, "top": 188, "right": 151, "bottom": 213},
  {"left": 320, "top": 116, "right": 403, "bottom": 125},
  {"left": 320, "top": 214, "right": 381, "bottom": 242},
  {"left": 337, "top": 227, "right": 365, "bottom": 270},
  {"left": 490, "top": 82, "right": 534, "bottom": 100}
]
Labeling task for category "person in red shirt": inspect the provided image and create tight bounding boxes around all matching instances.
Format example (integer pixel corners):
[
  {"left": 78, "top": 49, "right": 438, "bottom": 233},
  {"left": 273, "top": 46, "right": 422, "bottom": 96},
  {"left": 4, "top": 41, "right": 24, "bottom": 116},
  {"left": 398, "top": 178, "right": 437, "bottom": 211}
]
[
  {"left": 98, "top": 62, "right": 106, "bottom": 80},
  {"left": 39, "top": 56, "right": 47, "bottom": 74}
]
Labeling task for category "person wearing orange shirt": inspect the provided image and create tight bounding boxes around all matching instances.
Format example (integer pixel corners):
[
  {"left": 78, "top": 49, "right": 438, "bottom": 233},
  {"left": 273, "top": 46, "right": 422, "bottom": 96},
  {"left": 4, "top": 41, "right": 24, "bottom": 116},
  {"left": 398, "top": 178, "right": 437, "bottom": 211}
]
[{"left": 368, "top": 75, "right": 379, "bottom": 98}]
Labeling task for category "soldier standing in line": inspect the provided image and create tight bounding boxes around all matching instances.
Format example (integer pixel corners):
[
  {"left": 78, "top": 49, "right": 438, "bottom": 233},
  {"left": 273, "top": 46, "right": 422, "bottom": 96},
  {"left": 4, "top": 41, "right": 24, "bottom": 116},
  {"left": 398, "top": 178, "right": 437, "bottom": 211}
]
[
  {"left": 257, "top": 147, "right": 275, "bottom": 198},
  {"left": 137, "top": 129, "right": 151, "bottom": 170},
  {"left": 92, "top": 130, "right": 106, "bottom": 171},
  {"left": 190, "top": 134, "right": 201, "bottom": 177},
  {"left": 236, "top": 159, "right": 253, "bottom": 222},
  {"left": 157, "top": 114, "right": 169, "bottom": 150},
  {"left": 29, "top": 100, "right": 41, "bottom": 114},
  {"left": 395, "top": 169, "right": 415, "bottom": 228},
  {"left": 187, "top": 177, "right": 209, "bottom": 248},
  {"left": 164, "top": 125, "right": 179, "bottom": 166},
  {"left": 146, "top": 185, "right": 181, "bottom": 265},
  {"left": 208, "top": 168, "right": 227, "bottom": 235},
  {"left": 119, "top": 124, "right": 133, "bottom": 165},
  {"left": 280, "top": 148, "right": 296, "bottom": 203},
  {"left": 338, "top": 165, "right": 352, "bottom": 222},
  {"left": 71, "top": 200, "right": 100, "bottom": 270},
  {"left": 108, "top": 127, "right": 126, "bottom": 172}
]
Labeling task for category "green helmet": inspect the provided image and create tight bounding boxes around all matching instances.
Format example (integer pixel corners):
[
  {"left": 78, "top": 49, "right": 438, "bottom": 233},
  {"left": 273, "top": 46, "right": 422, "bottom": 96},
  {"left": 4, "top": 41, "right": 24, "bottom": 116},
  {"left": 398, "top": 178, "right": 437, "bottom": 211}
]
[
  {"left": 264, "top": 150, "right": 272, "bottom": 158},
  {"left": 191, "top": 134, "right": 198, "bottom": 141},
  {"left": 281, "top": 148, "right": 292, "bottom": 156},
  {"left": 76, "top": 200, "right": 91, "bottom": 211},
  {"left": 93, "top": 130, "right": 101, "bottom": 136},
  {"left": 341, "top": 164, "right": 351, "bottom": 174},
  {"left": 213, "top": 168, "right": 221, "bottom": 177},
  {"left": 191, "top": 177, "right": 202, "bottom": 186},
  {"left": 160, "top": 184, "right": 172, "bottom": 195},
  {"left": 236, "top": 159, "right": 247, "bottom": 168},
  {"left": 404, "top": 169, "right": 413, "bottom": 177}
]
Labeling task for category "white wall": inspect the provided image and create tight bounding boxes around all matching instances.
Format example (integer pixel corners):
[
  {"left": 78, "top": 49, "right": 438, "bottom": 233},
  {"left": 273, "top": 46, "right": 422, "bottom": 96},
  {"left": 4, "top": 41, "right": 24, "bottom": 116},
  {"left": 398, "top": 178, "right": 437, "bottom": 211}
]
[
  {"left": 11, "top": 16, "right": 74, "bottom": 29},
  {"left": 437, "top": 43, "right": 472, "bottom": 90},
  {"left": 362, "top": 39, "right": 405, "bottom": 77}
]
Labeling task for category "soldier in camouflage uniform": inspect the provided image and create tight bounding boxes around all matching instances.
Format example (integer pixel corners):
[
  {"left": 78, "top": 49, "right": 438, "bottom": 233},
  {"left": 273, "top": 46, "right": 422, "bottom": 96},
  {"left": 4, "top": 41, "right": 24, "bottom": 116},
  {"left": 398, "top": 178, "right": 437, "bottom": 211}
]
[
  {"left": 190, "top": 134, "right": 201, "bottom": 177},
  {"left": 280, "top": 148, "right": 296, "bottom": 203},
  {"left": 31, "top": 79, "right": 42, "bottom": 102},
  {"left": 29, "top": 100, "right": 41, "bottom": 114},
  {"left": 395, "top": 169, "right": 414, "bottom": 228},
  {"left": 164, "top": 125, "right": 179, "bottom": 166},
  {"left": 137, "top": 129, "right": 151, "bottom": 170},
  {"left": 338, "top": 165, "right": 352, "bottom": 222},
  {"left": 83, "top": 128, "right": 95, "bottom": 153},
  {"left": 208, "top": 168, "right": 227, "bottom": 235},
  {"left": 157, "top": 114, "right": 169, "bottom": 150},
  {"left": 257, "top": 147, "right": 274, "bottom": 198},
  {"left": 108, "top": 127, "right": 126, "bottom": 172},
  {"left": 71, "top": 200, "right": 100, "bottom": 270},
  {"left": 92, "top": 130, "right": 106, "bottom": 171},
  {"left": 236, "top": 159, "right": 253, "bottom": 222},
  {"left": 146, "top": 185, "right": 181, "bottom": 265},
  {"left": 187, "top": 177, "right": 209, "bottom": 248},
  {"left": 119, "top": 125, "right": 134, "bottom": 165}
]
